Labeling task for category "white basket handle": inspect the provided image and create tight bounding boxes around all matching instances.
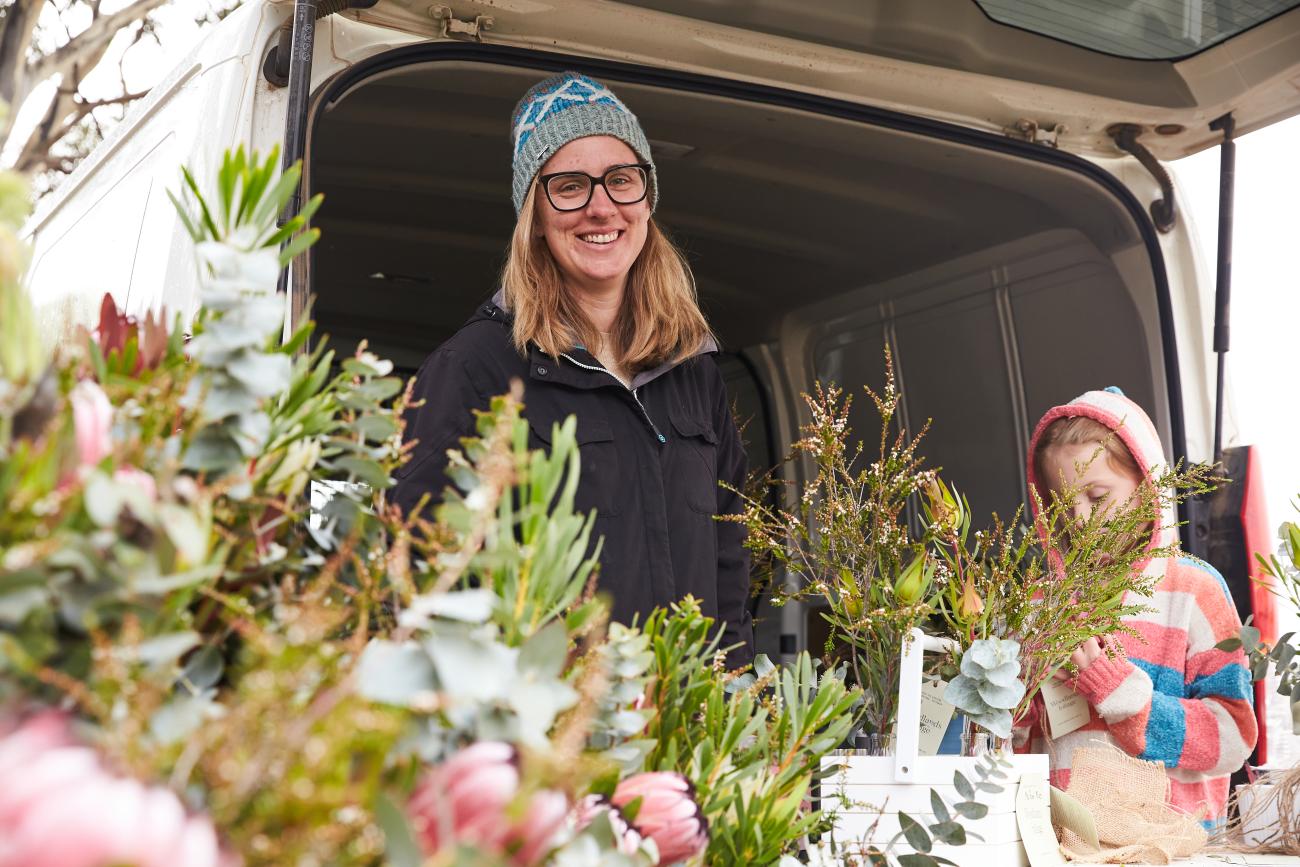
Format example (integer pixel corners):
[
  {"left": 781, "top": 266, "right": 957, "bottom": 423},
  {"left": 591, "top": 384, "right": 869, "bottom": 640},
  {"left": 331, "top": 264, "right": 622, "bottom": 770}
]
[{"left": 893, "top": 629, "right": 958, "bottom": 783}]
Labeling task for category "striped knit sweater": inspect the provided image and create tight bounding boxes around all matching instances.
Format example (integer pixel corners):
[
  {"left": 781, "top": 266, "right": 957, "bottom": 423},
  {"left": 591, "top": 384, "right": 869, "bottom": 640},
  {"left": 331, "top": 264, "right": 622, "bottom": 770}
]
[{"left": 1020, "top": 388, "right": 1257, "bottom": 822}]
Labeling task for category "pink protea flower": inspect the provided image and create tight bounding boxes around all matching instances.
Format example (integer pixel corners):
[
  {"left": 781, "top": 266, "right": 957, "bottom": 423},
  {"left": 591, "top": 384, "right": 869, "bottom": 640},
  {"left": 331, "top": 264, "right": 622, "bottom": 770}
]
[
  {"left": 612, "top": 772, "right": 708, "bottom": 864},
  {"left": 69, "top": 380, "right": 113, "bottom": 469},
  {"left": 408, "top": 741, "right": 568, "bottom": 866},
  {"left": 0, "top": 712, "right": 228, "bottom": 867}
]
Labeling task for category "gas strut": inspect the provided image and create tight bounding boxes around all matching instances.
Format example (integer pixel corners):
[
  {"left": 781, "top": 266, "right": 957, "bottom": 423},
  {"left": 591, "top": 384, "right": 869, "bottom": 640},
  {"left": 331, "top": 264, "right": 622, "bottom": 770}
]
[{"left": 1209, "top": 112, "right": 1235, "bottom": 463}]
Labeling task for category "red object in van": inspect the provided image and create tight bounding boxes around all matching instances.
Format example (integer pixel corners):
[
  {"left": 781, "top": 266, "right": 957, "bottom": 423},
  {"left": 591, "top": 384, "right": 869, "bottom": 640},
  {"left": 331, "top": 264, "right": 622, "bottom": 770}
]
[{"left": 1241, "top": 447, "right": 1275, "bottom": 766}]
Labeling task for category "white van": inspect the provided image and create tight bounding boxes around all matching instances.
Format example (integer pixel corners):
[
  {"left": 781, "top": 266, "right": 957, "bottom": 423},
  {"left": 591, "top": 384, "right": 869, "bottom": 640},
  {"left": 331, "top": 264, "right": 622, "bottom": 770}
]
[{"left": 22, "top": 0, "right": 1300, "bottom": 750}]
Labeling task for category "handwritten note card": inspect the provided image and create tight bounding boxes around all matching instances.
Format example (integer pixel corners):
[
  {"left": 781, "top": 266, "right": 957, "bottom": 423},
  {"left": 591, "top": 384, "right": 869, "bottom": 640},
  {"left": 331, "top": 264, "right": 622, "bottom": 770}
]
[
  {"left": 1040, "top": 678, "right": 1091, "bottom": 739},
  {"left": 917, "top": 679, "right": 956, "bottom": 756},
  {"left": 1016, "top": 772, "right": 1067, "bottom": 867}
]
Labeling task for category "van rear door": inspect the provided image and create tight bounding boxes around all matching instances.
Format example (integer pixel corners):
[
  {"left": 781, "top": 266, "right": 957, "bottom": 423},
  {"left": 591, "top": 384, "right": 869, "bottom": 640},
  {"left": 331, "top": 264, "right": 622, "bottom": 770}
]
[
  {"left": 358, "top": 0, "right": 1300, "bottom": 158},
  {"left": 614, "top": 0, "right": 1300, "bottom": 157}
]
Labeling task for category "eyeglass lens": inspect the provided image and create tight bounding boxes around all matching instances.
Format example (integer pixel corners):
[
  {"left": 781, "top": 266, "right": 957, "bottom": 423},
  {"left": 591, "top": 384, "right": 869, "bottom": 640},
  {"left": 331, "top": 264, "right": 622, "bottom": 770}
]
[{"left": 545, "top": 166, "right": 648, "bottom": 210}]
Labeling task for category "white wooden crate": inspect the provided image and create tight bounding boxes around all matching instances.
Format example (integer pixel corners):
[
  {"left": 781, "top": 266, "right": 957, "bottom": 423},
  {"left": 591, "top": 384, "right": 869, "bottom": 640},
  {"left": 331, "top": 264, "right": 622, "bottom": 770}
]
[{"left": 818, "top": 629, "right": 1050, "bottom": 865}]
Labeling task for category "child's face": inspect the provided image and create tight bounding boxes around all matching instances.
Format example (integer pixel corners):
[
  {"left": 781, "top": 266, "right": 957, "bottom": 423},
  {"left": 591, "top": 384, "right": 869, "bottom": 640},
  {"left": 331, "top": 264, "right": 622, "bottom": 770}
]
[{"left": 1039, "top": 442, "right": 1144, "bottom": 529}]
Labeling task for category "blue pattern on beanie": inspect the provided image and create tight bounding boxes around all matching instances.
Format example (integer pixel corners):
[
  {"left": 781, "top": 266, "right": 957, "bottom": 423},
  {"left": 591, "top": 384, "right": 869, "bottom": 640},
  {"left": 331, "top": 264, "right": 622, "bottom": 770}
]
[
  {"left": 512, "top": 73, "right": 633, "bottom": 161},
  {"left": 508, "top": 71, "right": 656, "bottom": 215}
]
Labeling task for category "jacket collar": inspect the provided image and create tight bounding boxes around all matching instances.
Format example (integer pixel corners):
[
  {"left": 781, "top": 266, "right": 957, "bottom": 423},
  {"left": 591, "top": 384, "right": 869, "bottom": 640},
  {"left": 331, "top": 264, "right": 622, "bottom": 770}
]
[{"left": 485, "top": 288, "right": 717, "bottom": 391}]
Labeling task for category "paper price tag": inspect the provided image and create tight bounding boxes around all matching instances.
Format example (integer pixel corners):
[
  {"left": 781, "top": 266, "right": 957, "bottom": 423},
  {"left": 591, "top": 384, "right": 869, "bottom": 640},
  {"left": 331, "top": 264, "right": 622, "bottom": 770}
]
[
  {"left": 917, "top": 679, "right": 956, "bottom": 756},
  {"left": 1040, "top": 678, "right": 1091, "bottom": 739},
  {"left": 1016, "top": 772, "right": 1066, "bottom": 867}
]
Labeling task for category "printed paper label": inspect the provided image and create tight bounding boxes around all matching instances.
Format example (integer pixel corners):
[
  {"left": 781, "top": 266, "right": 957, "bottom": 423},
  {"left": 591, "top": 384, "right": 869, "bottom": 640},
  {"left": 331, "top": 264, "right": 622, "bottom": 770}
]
[
  {"left": 1016, "top": 772, "right": 1067, "bottom": 867},
  {"left": 1040, "top": 678, "right": 1091, "bottom": 739},
  {"left": 917, "top": 679, "right": 956, "bottom": 756}
]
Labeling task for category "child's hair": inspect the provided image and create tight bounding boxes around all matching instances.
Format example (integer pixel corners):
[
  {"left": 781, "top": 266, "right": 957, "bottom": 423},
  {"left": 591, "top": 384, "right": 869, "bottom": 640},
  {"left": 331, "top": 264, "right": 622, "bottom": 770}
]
[{"left": 1033, "top": 416, "right": 1142, "bottom": 489}]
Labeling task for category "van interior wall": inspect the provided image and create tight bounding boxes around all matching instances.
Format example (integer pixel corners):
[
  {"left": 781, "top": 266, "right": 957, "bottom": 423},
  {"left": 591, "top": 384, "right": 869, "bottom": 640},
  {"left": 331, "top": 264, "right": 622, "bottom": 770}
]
[{"left": 308, "top": 60, "right": 1164, "bottom": 650}]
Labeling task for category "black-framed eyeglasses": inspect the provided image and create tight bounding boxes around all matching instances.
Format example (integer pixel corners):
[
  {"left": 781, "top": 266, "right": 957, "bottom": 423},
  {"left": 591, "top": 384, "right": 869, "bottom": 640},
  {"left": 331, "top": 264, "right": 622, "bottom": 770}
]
[{"left": 538, "top": 163, "right": 653, "bottom": 212}]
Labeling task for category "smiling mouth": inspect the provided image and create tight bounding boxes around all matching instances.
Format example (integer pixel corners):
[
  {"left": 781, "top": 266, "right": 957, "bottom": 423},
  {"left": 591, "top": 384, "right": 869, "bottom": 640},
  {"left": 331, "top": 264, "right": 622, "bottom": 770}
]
[{"left": 578, "top": 230, "right": 622, "bottom": 245}]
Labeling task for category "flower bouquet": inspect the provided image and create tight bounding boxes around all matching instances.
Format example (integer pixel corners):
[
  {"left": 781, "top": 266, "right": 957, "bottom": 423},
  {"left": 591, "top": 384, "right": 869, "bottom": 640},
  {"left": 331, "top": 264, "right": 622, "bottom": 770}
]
[{"left": 0, "top": 150, "right": 863, "bottom": 867}]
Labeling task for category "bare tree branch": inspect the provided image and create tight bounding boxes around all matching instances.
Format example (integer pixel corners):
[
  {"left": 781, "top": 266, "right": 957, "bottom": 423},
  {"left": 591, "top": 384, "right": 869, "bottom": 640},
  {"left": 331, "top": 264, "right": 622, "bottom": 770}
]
[
  {"left": 13, "top": 84, "right": 147, "bottom": 173},
  {"left": 27, "top": 0, "right": 169, "bottom": 86}
]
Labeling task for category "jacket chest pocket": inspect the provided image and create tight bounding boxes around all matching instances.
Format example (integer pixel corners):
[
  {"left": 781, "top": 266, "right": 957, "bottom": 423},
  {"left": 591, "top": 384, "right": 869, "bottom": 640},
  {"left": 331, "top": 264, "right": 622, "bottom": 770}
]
[
  {"left": 527, "top": 408, "right": 622, "bottom": 518},
  {"left": 668, "top": 404, "right": 720, "bottom": 515}
]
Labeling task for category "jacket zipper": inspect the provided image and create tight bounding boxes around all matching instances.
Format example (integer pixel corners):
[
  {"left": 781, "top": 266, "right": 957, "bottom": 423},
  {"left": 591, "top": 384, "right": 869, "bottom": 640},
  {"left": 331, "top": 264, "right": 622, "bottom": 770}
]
[{"left": 559, "top": 352, "right": 667, "bottom": 444}]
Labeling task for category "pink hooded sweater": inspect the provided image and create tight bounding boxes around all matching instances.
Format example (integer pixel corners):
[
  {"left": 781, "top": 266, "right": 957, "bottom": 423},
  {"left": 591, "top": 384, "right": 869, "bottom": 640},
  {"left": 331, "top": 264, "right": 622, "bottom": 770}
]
[{"left": 1023, "top": 387, "right": 1257, "bottom": 822}]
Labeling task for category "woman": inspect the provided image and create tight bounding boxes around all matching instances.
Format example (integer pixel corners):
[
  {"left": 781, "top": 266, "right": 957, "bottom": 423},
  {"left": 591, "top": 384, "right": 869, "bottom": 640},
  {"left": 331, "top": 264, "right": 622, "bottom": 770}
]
[{"left": 391, "top": 72, "right": 754, "bottom": 667}]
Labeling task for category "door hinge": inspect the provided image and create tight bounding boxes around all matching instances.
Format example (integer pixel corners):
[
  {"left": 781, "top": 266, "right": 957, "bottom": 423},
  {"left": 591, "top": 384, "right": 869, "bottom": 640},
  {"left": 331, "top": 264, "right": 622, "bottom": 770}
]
[
  {"left": 430, "top": 6, "right": 494, "bottom": 39},
  {"left": 1004, "top": 118, "right": 1064, "bottom": 148}
]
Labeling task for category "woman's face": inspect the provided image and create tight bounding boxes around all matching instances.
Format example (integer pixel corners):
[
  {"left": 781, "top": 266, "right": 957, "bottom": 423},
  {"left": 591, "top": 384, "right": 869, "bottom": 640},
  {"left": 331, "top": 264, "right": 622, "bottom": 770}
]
[{"left": 534, "top": 136, "right": 650, "bottom": 296}]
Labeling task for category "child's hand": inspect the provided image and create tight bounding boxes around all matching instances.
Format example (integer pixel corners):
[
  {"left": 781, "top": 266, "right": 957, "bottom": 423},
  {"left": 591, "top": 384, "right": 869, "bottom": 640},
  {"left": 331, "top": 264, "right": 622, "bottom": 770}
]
[{"left": 1053, "top": 637, "right": 1105, "bottom": 681}]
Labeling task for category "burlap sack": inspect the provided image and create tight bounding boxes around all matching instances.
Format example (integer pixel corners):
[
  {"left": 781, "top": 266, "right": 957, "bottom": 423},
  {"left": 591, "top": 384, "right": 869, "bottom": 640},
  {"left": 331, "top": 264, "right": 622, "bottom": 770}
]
[{"left": 1056, "top": 743, "right": 1207, "bottom": 863}]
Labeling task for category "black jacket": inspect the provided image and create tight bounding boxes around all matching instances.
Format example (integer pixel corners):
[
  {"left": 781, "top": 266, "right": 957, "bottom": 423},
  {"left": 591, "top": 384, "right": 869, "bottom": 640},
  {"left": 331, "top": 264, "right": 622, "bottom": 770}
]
[{"left": 391, "top": 296, "right": 755, "bottom": 666}]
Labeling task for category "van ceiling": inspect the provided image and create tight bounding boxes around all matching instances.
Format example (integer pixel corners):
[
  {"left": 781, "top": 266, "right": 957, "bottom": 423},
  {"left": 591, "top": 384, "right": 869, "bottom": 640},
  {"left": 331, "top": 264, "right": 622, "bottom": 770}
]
[{"left": 308, "top": 60, "right": 1144, "bottom": 368}]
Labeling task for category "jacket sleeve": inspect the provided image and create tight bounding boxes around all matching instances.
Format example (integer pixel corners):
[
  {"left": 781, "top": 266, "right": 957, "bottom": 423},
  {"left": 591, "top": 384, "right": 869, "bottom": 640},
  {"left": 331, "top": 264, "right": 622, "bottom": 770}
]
[
  {"left": 390, "top": 347, "right": 493, "bottom": 521},
  {"left": 1071, "top": 568, "right": 1257, "bottom": 775},
  {"left": 712, "top": 366, "right": 755, "bottom": 669}
]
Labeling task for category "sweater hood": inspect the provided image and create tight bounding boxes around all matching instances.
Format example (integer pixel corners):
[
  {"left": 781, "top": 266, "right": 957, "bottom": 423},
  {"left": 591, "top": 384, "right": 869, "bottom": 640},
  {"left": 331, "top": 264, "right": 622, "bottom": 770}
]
[{"left": 1026, "top": 386, "right": 1178, "bottom": 558}]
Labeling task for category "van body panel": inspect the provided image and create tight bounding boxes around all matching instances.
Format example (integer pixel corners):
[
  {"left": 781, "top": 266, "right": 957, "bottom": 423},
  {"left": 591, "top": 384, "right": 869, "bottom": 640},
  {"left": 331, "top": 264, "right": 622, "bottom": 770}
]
[
  {"left": 358, "top": 0, "right": 1300, "bottom": 158},
  {"left": 24, "top": 0, "right": 292, "bottom": 336}
]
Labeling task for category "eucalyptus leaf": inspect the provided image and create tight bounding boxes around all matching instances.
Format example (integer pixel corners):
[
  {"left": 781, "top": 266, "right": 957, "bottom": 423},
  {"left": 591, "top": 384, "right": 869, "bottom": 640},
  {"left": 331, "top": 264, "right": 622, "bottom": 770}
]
[
  {"left": 952, "top": 800, "right": 987, "bottom": 820},
  {"left": 133, "top": 631, "right": 200, "bottom": 668},
  {"left": 898, "top": 812, "right": 932, "bottom": 853},
  {"left": 375, "top": 793, "right": 423, "bottom": 867},
  {"left": 953, "top": 771, "right": 975, "bottom": 801},
  {"left": 356, "top": 639, "right": 437, "bottom": 707},
  {"left": 399, "top": 589, "right": 496, "bottom": 628},
  {"left": 1242, "top": 625, "right": 1262, "bottom": 653},
  {"left": 181, "top": 645, "right": 225, "bottom": 690}
]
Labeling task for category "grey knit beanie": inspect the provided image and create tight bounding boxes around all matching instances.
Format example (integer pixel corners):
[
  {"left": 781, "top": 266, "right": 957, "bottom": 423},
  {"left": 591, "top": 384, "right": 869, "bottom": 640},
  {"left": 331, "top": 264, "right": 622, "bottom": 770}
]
[{"left": 510, "top": 71, "right": 656, "bottom": 215}]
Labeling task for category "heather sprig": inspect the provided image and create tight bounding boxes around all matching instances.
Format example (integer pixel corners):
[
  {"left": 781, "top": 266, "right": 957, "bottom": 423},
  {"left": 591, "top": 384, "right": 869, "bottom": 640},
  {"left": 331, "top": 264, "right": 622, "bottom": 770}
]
[
  {"left": 930, "top": 442, "right": 1219, "bottom": 723},
  {"left": 727, "top": 349, "right": 945, "bottom": 738}
]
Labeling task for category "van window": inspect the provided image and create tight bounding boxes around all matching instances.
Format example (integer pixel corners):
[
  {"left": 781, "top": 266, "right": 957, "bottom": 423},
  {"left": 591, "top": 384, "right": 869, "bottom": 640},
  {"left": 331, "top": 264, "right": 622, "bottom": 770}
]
[{"left": 974, "top": 0, "right": 1300, "bottom": 60}]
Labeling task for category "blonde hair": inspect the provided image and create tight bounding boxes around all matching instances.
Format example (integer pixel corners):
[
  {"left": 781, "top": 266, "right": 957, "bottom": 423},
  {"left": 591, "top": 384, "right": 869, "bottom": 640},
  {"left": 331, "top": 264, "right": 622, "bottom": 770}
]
[
  {"left": 499, "top": 184, "right": 714, "bottom": 370},
  {"left": 1034, "top": 415, "right": 1142, "bottom": 488}
]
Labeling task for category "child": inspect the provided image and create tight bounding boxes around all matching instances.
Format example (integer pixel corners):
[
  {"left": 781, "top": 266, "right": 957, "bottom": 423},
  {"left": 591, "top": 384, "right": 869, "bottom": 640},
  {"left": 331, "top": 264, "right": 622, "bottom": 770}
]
[{"left": 1023, "top": 387, "right": 1256, "bottom": 824}]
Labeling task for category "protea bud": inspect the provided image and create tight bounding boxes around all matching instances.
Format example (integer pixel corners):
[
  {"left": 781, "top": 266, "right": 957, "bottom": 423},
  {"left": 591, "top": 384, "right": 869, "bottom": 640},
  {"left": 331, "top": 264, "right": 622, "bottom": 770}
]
[
  {"left": 70, "top": 380, "right": 114, "bottom": 469},
  {"left": 926, "top": 477, "right": 962, "bottom": 534},
  {"left": 611, "top": 771, "right": 708, "bottom": 864},
  {"left": 893, "top": 553, "right": 931, "bottom": 605},
  {"left": 407, "top": 741, "right": 567, "bottom": 866},
  {"left": 957, "top": 577, "right": 985, "bottom": 621},
  {"left": 0, "top": 711, "right": 226, "bottom": 867}
]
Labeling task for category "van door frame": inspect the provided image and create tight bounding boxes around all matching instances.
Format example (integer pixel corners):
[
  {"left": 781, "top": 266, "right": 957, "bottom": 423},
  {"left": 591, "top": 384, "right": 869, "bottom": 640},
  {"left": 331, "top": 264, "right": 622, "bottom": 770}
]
[{"left": 298, "top": 42, "right": 1192, "bottom": 538}]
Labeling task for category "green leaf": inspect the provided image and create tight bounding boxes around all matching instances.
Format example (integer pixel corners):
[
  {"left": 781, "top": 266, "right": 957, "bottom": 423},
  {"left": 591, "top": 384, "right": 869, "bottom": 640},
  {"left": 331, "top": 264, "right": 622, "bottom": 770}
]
[
  {"left": 952, "top": 800, "right": 987, "bottom": 820},
  {"left": 334, "top": 455, "right": 389, "bottom": 489},
  {"left": 181, "top": 645, "right": 225, "bottom": 690},
  {"left": 897, "top": 856, "right": 942, "bottom": 867},
  {"left": 356, "top": 414, "right": 399, "bottom": 442},
  {"left": 375, "top": 793, "right": 423, "bottom": 867},
  {"left": 953, "top": 771, "right": 975, "bottom": 801},
  {"left": 928, "top": 821, "right": 966, "bottom": 846},
  {"left": 1241, "top": 625, "right": 1262, "bottom": 653},
  {"left": 134, "top": 632, "right": 200, "bottom": 668},
  {"left": 1215, "top": 636, "right": 1244, "bottom": 652},
  {"left": 898, "top": 812, "right": 932, "bottom": 853},
  {"left": 929, "top": 789, "right": 950, "bottom": 823}
]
